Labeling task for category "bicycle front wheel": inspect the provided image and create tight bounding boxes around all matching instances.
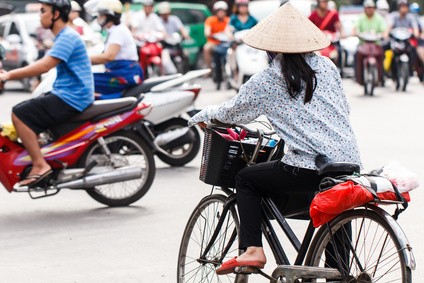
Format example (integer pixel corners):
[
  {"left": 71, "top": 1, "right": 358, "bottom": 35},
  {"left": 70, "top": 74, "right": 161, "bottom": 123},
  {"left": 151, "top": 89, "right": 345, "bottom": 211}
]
[
  {"left": 306, "top": 207, "right": 412, "bottom": 283},
  {"left": 177, "top": 194, "right": 243, "bottom": 283}
]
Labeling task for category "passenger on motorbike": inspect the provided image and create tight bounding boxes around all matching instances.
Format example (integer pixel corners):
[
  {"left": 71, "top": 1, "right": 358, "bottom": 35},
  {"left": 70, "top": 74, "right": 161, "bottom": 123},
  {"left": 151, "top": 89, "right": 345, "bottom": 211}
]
[
  {"left": 68, "top": 1, "right": 83, "bottom": 35},
  {"left": 158, "top": 1, "right": 190, "bottom": 75},
  {"left": 0, "top": 0, "right": 94, "bottom": 187},
  {"left": 352, "top": 0, "right": 387, "bottom": 85},
  {"left": 228, "top": 0, "right": 258, "bottom": 83},
  {"left": 203, "top": 1, "right": 232, "bottom": 71},
  {"left": 309, "top": 0, "right": 344, "bottom": 69},
  {"left": 130, "top": 0, "right": 166, "bottom": 41},
  {"left": 409, "top": 2, "right": 424, "bottom": 81},
  {"left": 89, "top": 0, "right": 143, "bottom": 99}
]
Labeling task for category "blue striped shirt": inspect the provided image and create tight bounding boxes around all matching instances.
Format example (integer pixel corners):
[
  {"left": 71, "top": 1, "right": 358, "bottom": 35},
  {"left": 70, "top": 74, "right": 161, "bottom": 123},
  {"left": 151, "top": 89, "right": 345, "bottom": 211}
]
[{"left": 48, "top": 27, "right": 94, "bottom": 111}]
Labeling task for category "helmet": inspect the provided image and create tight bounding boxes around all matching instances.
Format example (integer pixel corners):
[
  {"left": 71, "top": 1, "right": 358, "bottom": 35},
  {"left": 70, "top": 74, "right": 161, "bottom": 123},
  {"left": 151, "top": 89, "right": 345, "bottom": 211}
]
[
  {"left": 213, "top": 1, "right": 228, "bottom": 10},
  {"left": 70, "top": 0, "right": 81, "bottom": 11},
  {"left": 235, "top": 0, "right": 249, "bottom": 5},
  {"left": 97, "top": 0, "right": 123, "bottom": 16},
  {"left": 38, "top": 0, "right": 71, "bottom": 14},
  {"left": 397, "top": 0, "right": 409, "bottom": 6},
  {"left": 157, "top": 2, "right": 171, "bottom": 14},
  {"left": 376, "top": 0, "right": 389, "bottom": 10},
  {"left": 142, "top": 0, "right": 154, "bottom": 6},
  {"left": 409, "top": 2, "right": 420, "bottom": 13},
  {"left": 364, "top": 0, "right": 376, "bottom": 8}
]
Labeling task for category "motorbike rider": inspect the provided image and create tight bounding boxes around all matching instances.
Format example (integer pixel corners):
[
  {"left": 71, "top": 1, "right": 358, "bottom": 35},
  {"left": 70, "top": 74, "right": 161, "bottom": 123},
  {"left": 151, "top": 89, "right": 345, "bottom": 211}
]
[
  {"left": 309, "top": 0, "right": 344, "bottom": 69},
  {"left": 130, "top": 0, "right": 166, "bottom": 41},
  {"left": 409, "top": 2, "right": 424, "bottom": 81},
  {"left": 352, "top": 0, "right": 387, "bottom": 85},
  {"left": 157, "top": 1, "right": 190, "bottom": 74},
  {"left": 0, "top": 0, "right": 94, "bottom": 187},
  {"left": 68, "top": 1, "right": 83, "bottom": 35},
  {"left": 387, "top": 0, "right": 420, "bottom": 77},
  {"left": 203, "top": 1, "right": 232, "bottom": 71},
  {"left": 228, "top": 0, "right": 258, "bottom": 82},
  {"left": 89, "top": 0, "right": 142, "bottom": 99}
]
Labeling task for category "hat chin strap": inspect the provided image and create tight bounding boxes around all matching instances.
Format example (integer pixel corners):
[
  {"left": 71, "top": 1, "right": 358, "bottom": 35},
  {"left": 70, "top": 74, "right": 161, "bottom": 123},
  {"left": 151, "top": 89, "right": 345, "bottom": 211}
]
[{"left": 49, "top": 6, "right": 60, "bottom": 30}]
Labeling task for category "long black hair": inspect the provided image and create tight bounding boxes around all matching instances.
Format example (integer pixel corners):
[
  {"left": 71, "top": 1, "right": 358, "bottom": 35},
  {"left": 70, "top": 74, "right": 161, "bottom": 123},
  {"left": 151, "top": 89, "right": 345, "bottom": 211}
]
[{"left": 279, "top": 53, "right": 317, "bottom": 104}]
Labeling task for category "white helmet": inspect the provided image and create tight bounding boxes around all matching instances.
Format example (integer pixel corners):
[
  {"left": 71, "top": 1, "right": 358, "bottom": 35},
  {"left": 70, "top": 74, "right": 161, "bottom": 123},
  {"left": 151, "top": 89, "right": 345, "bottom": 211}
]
[
  {"left": 376, "top": 0, "right": 389, "bottom": 10},
  {"left": 96, "top": 0, "right": 123, "bottom": 16},
  {"left": 157, "top": 2, "right": 171, "bottom": 14},
  {"left": 213, "top": 1, "right": 228, "bottom": 11},
  {"left": 142, "top": 0, "right": 154, "bottom": 6},
  {"left": 70, "top": 0, "right": 82, "bottom": 11}
]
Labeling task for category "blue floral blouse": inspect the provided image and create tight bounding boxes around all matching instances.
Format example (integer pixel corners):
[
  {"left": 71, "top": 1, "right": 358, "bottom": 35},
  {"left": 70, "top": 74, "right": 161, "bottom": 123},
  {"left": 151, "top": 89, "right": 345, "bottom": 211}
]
[{"left": 189, "top": 53, "right": 362, "bottom": 170}]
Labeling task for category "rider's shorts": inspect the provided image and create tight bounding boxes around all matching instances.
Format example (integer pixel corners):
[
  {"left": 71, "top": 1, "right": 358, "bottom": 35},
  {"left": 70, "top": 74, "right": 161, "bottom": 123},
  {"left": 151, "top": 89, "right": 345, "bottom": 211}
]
[{"left": 12, "top": 93, "right": 80, "bottom": 135}]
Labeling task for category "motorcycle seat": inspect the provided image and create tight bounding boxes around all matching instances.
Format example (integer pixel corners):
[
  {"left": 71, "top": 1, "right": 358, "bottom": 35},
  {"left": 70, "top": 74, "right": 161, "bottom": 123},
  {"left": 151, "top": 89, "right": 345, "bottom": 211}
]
[
  {"left": 70, "top": 97, "right": 137, "bottom": 122},
  {"left": 122, "top": 74, "right": 182, "bottom": 98}
]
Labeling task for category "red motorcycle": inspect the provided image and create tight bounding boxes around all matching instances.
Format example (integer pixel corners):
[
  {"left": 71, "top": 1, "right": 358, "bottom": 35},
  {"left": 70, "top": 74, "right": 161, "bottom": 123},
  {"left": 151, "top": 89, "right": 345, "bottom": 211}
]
[
  {"left": 355, "top": 33, "right": 384, "bottom": 96},
  {"left": 0, "top": 95, "right": 156, "bottom": 206},
  {"left": 137, "top": 32, "right": 164, "bottom": 79}
]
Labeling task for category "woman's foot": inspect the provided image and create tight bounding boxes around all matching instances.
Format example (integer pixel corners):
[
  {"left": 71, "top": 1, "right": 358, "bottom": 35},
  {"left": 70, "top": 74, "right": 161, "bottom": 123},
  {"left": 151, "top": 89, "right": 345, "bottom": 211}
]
[
  {"left": 216, "top": 247, "right": 266, "bottom": 275},
  {"left": 19, "top": 164, "right": 52, "bottom": 187}
]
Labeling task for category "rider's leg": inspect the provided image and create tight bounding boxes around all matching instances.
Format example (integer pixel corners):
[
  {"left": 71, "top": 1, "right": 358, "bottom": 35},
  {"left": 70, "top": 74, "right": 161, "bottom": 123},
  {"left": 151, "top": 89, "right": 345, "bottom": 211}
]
[
  {"left": 11, "top": 94, "right": 80, "bottom": 185},
  {"left": 11, "top": 113, "right": 51, "bottom": 184},
  {"left": 203, "top": 42, "right": 215, "bottom": 70},
  {"left": 234, "top": 160, "right": 321, "bottom": 264}
]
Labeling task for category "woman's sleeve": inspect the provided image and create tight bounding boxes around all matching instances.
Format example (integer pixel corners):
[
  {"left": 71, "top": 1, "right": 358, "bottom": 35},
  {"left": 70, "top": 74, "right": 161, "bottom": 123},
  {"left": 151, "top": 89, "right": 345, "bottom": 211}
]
[{"left": 189, "top": 75, "right": 267, "bottom": 125}]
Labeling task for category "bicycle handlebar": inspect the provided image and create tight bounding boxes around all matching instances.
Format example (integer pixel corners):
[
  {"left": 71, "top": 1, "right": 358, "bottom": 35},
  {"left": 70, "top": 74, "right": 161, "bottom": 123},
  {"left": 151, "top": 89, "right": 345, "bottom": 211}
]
[{"left": 208, "top": 119, "right": 277, "bottom": 136}]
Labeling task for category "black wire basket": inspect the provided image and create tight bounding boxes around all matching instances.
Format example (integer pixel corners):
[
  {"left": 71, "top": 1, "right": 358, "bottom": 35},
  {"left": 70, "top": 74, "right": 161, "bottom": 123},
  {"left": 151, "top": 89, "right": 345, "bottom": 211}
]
[{"left": 199, "top": 127, "right": 279, "bottom": 188}]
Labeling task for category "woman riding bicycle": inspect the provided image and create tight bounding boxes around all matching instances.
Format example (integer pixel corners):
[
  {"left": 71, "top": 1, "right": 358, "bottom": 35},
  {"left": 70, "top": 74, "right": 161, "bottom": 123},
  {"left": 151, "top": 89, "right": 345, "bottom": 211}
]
[{"left": 189, "top": 3, "right": 362, "bottom": 275}]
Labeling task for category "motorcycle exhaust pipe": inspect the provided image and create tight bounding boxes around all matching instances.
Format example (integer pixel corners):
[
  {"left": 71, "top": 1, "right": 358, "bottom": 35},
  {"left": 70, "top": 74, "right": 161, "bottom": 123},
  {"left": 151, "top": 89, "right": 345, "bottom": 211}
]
[{"left": 56, "top": 166, "right": 142, "bottom": 189}]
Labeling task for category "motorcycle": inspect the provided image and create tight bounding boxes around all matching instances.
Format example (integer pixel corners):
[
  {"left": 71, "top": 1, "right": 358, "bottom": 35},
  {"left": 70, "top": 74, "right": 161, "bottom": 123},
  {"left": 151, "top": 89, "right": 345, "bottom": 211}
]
[
  {"left": 32, "top": 68, "right": 209, "bottom": 167},
  {"left": 162, "top": 32, "right": 190, "bottom": 75},
  {"left": 137, "top": 32, "right": 164, "bottom": 79},
  {"left": 225, "top": 30, "right": 268, "bottom": 91},
  {"left": 318, "top": 31, "right": 343, "bottom": 77},
  {"left": 389, "top": 27, "right": 413, "bottom": 92},
  {"left": 355, "top": 33, "right": 384, "bottom": 96}
]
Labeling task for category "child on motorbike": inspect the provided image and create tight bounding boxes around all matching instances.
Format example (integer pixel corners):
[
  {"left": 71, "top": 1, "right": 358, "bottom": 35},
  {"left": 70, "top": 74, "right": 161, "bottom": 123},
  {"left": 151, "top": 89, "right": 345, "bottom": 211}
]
[
  {"left": 89, "top": 0, "right": 143, "bottom": 99},
  {"left": 189, "top": 3, "right": 361, "bottom": 274},
  {"left": 0, "top": 0, "right": 94, "bottom": 187}
]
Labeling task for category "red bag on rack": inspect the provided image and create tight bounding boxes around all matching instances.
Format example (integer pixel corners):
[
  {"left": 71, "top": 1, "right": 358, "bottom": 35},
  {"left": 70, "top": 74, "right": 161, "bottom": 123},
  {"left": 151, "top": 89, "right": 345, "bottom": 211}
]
[{"left": 310, "top": 181, "right": 374, "bottom": 228}]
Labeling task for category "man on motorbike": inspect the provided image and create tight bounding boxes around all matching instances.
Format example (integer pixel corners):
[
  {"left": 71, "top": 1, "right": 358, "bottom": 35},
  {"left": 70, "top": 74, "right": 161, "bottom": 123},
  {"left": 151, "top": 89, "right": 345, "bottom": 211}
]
[
  {"left": 352, "top": 0, "right": 387, "bottom": 85},
  {"left": 203, "top": 1, "right": 232, "bottom": 71},
  {"left": 409, "top": 2, "right": 424, "bottom": 81},
  {"left": 309, "top": 0, "right": 344, "bottom": 69},
  {"left": 130, "top": 0, "right": 166, "bottom": 41},
  {"left": 89, "top": 0, "right": 143, "bottom": 99},
  {"left": 0, "top": 0, "right": 94, "bottom": 187}
]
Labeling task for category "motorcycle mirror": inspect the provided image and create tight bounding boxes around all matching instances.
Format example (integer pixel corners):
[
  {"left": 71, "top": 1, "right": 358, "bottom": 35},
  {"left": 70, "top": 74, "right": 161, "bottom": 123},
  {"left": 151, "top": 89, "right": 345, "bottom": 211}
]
[{"left": 0, "top": 44, "right": 5, "bottom": 60}]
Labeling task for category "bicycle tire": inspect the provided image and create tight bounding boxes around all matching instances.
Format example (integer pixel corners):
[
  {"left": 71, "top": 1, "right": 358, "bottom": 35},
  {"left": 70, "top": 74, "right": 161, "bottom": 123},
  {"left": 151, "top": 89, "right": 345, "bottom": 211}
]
[
  {"left": 177, "top": 194, "right": 245, "bottom": 283},
  {"left": 305, "top": 207, "right": 412, "bottom": 283}
]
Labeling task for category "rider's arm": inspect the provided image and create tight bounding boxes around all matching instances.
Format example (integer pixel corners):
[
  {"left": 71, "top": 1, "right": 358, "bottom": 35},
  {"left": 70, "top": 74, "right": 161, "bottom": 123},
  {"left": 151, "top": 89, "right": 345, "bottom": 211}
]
[
  {"left": 204, "top": 17, "right": 212, "bottom": 39},
  {"left": 0, "top": 55, "right": 60, "bottom": 81},
  {"left": 90, "top": 44, "right": 120, "bottom": 65}
]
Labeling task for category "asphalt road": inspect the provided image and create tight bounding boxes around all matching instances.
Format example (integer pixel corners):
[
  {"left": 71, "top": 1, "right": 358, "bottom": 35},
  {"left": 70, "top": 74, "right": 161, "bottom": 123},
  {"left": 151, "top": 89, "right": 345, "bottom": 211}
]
[{"left": 0, "top": 75, "right": 423, "bottom": 282}]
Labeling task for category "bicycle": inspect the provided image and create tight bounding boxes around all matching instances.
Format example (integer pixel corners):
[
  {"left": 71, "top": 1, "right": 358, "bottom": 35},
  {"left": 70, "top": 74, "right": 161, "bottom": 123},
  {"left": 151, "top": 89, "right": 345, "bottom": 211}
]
[{"left": 177, "top": 122, "right": 416, "bottom": 283}]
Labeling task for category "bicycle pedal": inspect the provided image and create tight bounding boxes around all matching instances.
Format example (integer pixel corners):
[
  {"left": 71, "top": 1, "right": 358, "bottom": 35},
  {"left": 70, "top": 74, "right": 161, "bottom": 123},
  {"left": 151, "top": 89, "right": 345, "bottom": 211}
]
[{"left": 234, "top": 266, "right": 260, "bottom": 274}]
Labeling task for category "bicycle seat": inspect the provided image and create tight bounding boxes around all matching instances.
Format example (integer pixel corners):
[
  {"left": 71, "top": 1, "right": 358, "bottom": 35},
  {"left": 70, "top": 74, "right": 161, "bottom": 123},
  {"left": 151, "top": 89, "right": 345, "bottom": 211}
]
[{"left": 317, "top": 162, "right": 360, "bottom": 176}]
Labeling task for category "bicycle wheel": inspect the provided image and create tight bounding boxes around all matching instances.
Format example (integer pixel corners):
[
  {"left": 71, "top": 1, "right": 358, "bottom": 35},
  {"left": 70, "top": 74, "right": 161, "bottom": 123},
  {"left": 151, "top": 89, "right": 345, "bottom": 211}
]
[
  {"left": 306, "top": 208, "right": 411, "bottom": 283},
  {"left": 177, "top": 194, "right": 244, "bottom": 283}
]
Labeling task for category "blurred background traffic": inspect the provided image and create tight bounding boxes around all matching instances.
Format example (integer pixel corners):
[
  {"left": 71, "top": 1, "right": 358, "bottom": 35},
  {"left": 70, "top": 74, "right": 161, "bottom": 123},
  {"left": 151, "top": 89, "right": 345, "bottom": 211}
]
[{"left": 0, "top": 0, "right": 423, "bottom": 94}]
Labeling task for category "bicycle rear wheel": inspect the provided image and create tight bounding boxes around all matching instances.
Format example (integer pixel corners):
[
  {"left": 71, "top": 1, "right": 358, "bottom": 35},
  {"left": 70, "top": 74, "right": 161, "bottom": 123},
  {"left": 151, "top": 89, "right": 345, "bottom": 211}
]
[
  {"left": 306, "top": 207, "right": 412, "bottom": 282},
  {"left": 177, "top": 194, "right": 243, "bottom": 283}
]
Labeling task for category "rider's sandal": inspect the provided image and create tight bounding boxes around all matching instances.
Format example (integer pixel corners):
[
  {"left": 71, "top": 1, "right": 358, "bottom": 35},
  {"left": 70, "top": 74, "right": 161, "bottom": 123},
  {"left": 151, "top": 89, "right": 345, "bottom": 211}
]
[
  {"left": 216, "top": 257, "right": 265, "bottom": 275},
  {"left": 19, "top": 169, "right": 53, "bottom": 188}
]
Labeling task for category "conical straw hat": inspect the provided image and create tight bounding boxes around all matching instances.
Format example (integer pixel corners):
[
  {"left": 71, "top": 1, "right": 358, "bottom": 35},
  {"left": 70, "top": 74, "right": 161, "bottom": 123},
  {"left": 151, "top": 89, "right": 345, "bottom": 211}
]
[{"left": 242, "top": 2, "right": 330, "bottom": 53}]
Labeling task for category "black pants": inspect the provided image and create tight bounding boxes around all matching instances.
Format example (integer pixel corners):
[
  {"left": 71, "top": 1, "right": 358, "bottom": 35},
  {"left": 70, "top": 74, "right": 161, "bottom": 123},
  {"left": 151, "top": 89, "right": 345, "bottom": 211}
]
[{"left": 235, "top": 160, "right": 322, "bottom": 249}]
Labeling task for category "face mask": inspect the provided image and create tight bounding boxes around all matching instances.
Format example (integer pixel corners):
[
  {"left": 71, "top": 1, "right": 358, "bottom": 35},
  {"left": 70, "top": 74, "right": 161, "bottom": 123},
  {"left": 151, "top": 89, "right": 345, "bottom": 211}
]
[{"left": 97, "top": 15, "right": 107, "bottom": 28}]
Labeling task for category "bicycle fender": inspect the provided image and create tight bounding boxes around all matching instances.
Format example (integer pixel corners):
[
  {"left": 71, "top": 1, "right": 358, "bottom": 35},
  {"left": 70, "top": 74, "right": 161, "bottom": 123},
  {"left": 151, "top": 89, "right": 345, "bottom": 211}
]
[{"left": 366, "top": 205, "right": 416, "bottom": 271}]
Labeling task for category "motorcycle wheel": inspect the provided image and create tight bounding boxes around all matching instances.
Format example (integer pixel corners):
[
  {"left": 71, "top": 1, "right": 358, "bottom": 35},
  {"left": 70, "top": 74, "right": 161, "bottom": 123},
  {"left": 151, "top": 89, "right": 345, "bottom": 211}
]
[
  {"left": 364, "top": 64, "right": 377, "bottom": 96},
  {"left": 78, "top": 131, "right": 156, "bottom": 206},
  {"left": 154, "top": 118, "right": 201, "bottom": 167},
  {"left": 399, "top": 61, "right": 409, "bottom": 92}
]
